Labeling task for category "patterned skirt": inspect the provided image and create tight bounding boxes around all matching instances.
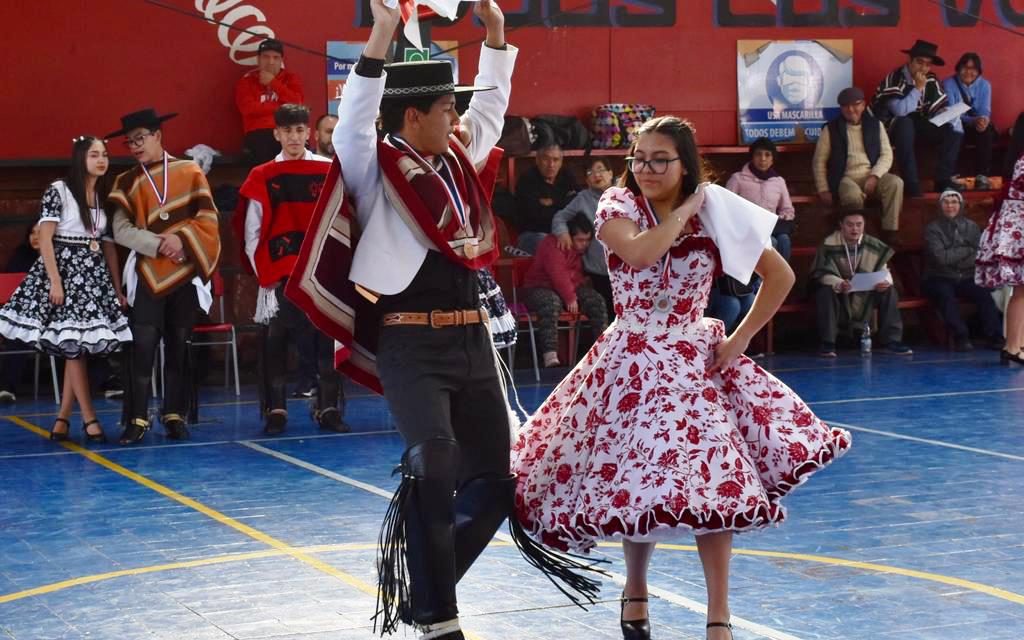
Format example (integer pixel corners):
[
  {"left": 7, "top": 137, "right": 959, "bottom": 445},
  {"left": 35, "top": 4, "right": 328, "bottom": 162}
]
[
  {"left": 976, "top": 199, "right": 1024, "bottom": 288},
  {"left": 0, "top": 242, "right": 132, "bottom": 358},
  {"left": 511, "top": 315, "right": 851, "bottom": 553},
  {"left": 478, "top": 268, "right": 517, "bottom": 349}
]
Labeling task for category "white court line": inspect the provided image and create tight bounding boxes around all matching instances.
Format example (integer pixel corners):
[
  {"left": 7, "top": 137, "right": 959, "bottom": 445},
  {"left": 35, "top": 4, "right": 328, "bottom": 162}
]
[
  {"left": 808, "top": 386, "right": 1024, "bottom": 405},
  {"left": 828, "top": 420, "right": 1024, "bottom": 463},
  {"left": 240, "top": 440, "right": 803, "bottom": 640},
  {"left": 0, "top": 430, "right": 397, "bottom": 458}
]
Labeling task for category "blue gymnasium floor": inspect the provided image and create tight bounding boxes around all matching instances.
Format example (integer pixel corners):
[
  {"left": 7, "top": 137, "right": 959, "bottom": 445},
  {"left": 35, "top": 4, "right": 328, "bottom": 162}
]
[{"left": 2, "top": 348, "right": 1024, "bottom": 640}]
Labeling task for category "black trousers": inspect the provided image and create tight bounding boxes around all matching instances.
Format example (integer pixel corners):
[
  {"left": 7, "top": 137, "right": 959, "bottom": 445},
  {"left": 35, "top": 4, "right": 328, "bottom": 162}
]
[
  {"left": 127, "top": 284, "right": 200, "bottom": 421},
  {"left": 815, "top": 285, "right": 903, "bottom": 345},
  {"left": 260, "top": 286, "right": 343, "bottom": 414},
  {"left": 962, "top": 123, "right": 997, "bottom": 176},
  {"left": 921, "top": 276, "right": 1002, "bottom": 340},
  {"left": 375, "top": 322, "right": 512, "bottom": 627},
  {"left": 588, "top": 272, "right": 615, "bottom": 319},
  {"left": 889, "top": 115, "right": 963, "bottom": 193}
]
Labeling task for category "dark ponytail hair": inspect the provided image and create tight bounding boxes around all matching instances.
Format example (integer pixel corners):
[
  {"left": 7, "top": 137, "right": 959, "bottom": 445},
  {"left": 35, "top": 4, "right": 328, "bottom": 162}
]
[
  {"left": 618, "top": 116, "right": 707, "bottom": 207},
  {"left": 66, "top": 136, "right": 110, "bottom": 233}
]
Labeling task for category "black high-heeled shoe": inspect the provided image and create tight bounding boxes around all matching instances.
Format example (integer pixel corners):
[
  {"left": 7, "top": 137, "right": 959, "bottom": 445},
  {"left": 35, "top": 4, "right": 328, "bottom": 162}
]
[
  {"left": 82, "top": 418, "right": 107, "bottom": 444},
  {"left": 1000, "top": 350, "right": 1024, "bottom": 366},
  {"left": 706, "top": 621, "right": 733, "bottom": 639},
  {"left": 49, "top": 417, "right": 71, "bottom": 441},
  {"left": 620, "top": 592, "right": 650, "bottom": 640}
]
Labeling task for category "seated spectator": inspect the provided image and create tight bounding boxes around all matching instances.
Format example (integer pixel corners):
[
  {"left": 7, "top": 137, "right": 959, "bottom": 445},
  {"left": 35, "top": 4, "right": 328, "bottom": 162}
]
[
  {"left": 872, "top": 39, "right": 963, "bottom": 196},
  {"left": 235, "top": 39, "right": 305, "bottom": 165},
  {"left": 727, "top": 137, "right": 795, "bottom": 260},
  {"left": 814, "top": 87, "right": 904, "bottom": 243},
  {"left": 922, "top": 190, "right": 1003, "bottom": 350},
  {"left": 314, "top": 113, "right": 338, "bottom": 158},
  {"left": 0, "top": 224, "right": 40, "bottom": 404},
  {"left": 943, "top": 53, "right": 996, "bottom": 189},
  {"left": 513, "top": 144, "right": 577, "bottom": 254},
  {"left": 552, "top": 157, "right": 614, "bottom": 314},
  {"left": 811, "top": 210, "right": 912, "bottom": 357},
  {"left": 523, "top": 213, "right": 608, "bottom": 367}
]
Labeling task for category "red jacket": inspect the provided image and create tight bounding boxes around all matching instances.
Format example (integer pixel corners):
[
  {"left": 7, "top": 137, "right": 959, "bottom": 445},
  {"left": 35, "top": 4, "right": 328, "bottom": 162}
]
[
  {"left": 523, "top": 234, "right": 586, "bottom": 303},
  {"left": 235, "top": 68, "right": 305, "bottom": 133}
]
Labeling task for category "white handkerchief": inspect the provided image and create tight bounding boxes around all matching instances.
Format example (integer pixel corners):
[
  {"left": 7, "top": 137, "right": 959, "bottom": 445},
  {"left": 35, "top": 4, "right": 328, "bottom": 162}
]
[{"left": 697, "top": 184, "right": 776, "bottom": 285}]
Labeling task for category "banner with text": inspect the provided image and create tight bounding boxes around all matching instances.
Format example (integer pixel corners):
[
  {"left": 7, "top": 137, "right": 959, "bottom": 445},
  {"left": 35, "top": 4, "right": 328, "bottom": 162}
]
[{"left": 737, "top": 39, "right": 852, "bottom": 144}]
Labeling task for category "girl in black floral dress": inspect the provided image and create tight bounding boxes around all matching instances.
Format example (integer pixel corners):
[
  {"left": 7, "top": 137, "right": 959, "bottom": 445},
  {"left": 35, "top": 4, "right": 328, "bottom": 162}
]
[{"left": 0, "top": 137, "right": 132, "bottom": 442}]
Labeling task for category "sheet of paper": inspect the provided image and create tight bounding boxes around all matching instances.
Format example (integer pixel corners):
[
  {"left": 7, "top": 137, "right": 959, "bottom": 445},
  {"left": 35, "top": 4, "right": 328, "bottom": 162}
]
[
  {"left": 929, "top": 102, "right": 971, "bottom": 127},
  {"left": 849, "top": 270, "right": 890, "bottom": 292}
]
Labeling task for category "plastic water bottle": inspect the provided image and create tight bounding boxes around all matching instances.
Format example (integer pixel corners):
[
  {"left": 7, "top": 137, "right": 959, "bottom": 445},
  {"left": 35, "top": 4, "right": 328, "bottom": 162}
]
[{"left": 860, "top": 320, "right": 872, "bottom": 356}]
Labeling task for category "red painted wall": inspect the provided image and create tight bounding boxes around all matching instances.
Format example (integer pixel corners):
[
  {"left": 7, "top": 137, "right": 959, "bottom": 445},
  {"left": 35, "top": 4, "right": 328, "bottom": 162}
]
[{"left": 2, "top": 0, "right": 1022, "bottom": 159}]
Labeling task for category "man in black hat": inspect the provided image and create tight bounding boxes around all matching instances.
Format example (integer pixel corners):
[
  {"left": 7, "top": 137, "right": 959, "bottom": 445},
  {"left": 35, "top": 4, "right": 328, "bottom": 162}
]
[
  {"left": 872, "top": 39, "right": 963, "bottom": 196},
  {"left": 813, "top": 87, "right": 904, "bottom": 241},
  {"left": 284, "top": 1, "right": 600, "bottom": 638},
  {"left": 106, "top": 108, "right": 222, "bottom": 444},
  {"left": 235, "top": 38, "right": 306, "bottom": 165}
]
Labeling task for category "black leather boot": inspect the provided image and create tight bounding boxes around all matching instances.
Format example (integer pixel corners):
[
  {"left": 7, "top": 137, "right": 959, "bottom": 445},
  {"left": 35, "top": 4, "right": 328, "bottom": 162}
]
[
  {"left": 375, "top": 439, "right": 461, "bottom": 634},
  {"left": 454, "top": 474, "right": 515, "bottom": 582}
]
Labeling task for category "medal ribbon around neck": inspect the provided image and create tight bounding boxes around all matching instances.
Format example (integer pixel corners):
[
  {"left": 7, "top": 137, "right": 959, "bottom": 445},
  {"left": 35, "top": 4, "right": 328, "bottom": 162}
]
[
  {"left": 389, "top": 134, "right": 470, "bottom": 231},
  {"left": 843, "top": 239, "right": 860, "bottom": 278},
  {"left": 89, "top": 192, "right": 102, "bottom": 250},
  {"left": 638, "top": 196, "right": 676, "bottom": 310},
  {"left": 140, "top": 151, "right": 169, "bottom": 218}
]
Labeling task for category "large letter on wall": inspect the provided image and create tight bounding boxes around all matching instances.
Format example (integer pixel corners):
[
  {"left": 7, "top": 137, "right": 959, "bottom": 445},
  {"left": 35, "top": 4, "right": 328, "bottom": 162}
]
[
  {"left": 843, "top": 0, "right": 900, "bottom": 26},
  {"left": 714, "top": 0, "right": 773, "bottom": 26},
  {"left": 996, "top": 0, "right": 1024, "bottom": 26},
  {"left": 778, "top": 0, "right": 839, "bottom": 27},
  {"left": 196, "top": 0, "right": 275, "bottom": 65},
  {"left": 612, "top": 0, "right": 676, "bottom": 27},
  {"left": 941, "top": 0, "right": 981, "bottom": 26},
  {"left": 503, "top": 1, "right": 544, "bottom": 28},
  {"left": 546, "top": 0, "right": 609, "bottom": 27}
]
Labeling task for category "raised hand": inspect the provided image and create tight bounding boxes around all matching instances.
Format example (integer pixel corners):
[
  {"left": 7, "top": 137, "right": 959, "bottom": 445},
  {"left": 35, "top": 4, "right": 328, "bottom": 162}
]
[
  {"left": 475, "top": 0, "right": 506, "bottom": 48},
  {"left": 370, "top": 0, "right": 401, "bottom": 29}
]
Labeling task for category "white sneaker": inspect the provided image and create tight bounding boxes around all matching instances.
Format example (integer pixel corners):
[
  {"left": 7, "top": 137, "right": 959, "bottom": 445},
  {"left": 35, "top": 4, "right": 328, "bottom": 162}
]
[
  {"left": 542, "top": 351, "right": 560, "bottom": 367},
  {"left": 0, "top": 390, "right": 16, "bottom": 404}
]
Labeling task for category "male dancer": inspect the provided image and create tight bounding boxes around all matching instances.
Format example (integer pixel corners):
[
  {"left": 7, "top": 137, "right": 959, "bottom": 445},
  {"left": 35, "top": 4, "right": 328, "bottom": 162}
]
[
  {"left": 107, "top": 108, "right": 221, "bottom": 444},
  {"left": 236, "top": 103, "right": 349, "bottom": 435},
  {"left": 285, "top": 2, "right": 601, "bottom": 638}
]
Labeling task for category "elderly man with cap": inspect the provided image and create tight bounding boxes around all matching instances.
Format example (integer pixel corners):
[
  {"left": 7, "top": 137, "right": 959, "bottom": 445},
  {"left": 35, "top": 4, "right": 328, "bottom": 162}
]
[
  {"left": 235, "top": 38, "right": 306, "bottom": 165},
  {"left": 872, "top": 39, "right": 963, "bottom": 196},
  {"left": 106, "top": 108, "right": 222, "bottom": 444},
  {"left": 813, "top": 87, "right": 904, "bottom": 242},
  {"left": 284, "top": 1, "right": 601, "bottom": 639}
]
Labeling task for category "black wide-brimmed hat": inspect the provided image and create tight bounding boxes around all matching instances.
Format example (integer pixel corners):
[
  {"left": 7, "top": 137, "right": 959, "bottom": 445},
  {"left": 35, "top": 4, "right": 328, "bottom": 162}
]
[
  {"left": 105, "top": 108, "right": 178, "bottom": 139},
  {"left": 382, "top": 60, "right": 494, "bottom": 100},
  {"left": 900, "top": 39, "right": 945, "bottom": 66}
]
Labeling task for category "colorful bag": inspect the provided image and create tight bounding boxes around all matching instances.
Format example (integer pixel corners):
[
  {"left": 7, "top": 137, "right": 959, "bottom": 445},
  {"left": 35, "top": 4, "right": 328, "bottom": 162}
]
[{"left": 590, "top": 104, "right": 656, "bottom": 149}]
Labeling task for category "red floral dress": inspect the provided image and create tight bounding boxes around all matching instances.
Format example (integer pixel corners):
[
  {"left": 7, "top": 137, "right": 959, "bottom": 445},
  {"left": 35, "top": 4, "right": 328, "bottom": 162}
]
[
  {"left": 511, "top": 187, "right": 851, "bottom": 553},
  {"left": 976, "top": 155, "right": 1024, "bottom": 288}
]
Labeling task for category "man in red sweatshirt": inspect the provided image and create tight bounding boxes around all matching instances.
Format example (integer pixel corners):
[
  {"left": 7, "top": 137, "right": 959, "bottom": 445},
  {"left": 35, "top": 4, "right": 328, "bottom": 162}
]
[
  {"left": 522, "top": 212, "right": 609, "bottom": 366},
  {"left": 235, "top": 39, "right": 305, "bottom": 165}
]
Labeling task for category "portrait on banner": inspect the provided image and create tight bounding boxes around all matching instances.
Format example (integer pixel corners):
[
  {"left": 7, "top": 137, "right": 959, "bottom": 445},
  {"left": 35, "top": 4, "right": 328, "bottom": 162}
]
[{"left": 737, "top": 39, "right": 853, "bottom": 144}]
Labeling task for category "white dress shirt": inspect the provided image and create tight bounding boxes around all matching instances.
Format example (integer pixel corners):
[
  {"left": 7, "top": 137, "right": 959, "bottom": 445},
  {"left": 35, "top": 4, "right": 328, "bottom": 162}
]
[{"left": 332, "top": 45, "right": 518, "bottom": 295}]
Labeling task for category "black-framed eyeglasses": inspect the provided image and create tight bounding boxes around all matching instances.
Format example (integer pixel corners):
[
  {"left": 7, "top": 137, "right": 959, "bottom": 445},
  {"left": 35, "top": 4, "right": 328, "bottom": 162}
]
[
  {"left": 123, "top": 132, "right": 154, "bottom": 149},
  {"left": 625, "top": 156, "right": 681, "bottom": 175}
]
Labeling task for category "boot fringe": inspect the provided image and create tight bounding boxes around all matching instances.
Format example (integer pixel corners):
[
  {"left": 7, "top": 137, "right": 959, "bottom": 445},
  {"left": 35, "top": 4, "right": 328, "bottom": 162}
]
[
  {"left": 507, "top": 516, "right": 609, "bottom": 608},
  {"left": 374, "top": 471, "right": 413, "bottom": 635}
]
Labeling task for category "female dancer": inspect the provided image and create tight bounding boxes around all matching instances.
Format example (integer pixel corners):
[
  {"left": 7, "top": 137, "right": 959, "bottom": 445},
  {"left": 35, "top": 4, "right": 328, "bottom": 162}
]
[
  {"left": 976, "top": 113, "right": 1024, "bottom": 364},
  {"left": 512, "top": 117, "right": 850, "bottom": 639},
  {"left": 0, "top": 136, "right": 131, "bottom": 441}
]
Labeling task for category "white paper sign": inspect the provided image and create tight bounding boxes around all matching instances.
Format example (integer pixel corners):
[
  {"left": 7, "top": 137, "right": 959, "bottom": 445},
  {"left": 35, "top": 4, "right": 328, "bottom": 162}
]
[
  {"left": 849, "top": 270, "right": 891, "bottom": 292},
  {"left": 929, "top": 102, "right": 971, "bottom": 127}
]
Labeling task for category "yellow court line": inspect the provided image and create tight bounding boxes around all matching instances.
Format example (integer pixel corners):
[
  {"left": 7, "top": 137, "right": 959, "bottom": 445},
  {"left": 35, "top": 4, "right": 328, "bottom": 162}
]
[
  {"left": 4, "top": 417, "right": 489, "bottom": 640},
  {"left": 597, "top": 542, "right": 1024, "bottom": 606},
  {"left": 6, "top": 416, "right": 375, "bottom": 597}
]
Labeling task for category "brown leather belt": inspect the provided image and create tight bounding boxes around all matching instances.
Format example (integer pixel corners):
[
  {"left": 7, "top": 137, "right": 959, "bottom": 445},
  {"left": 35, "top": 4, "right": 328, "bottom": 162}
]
[{"left": 381, "top": 309, "right": 486, "bottom": 328}]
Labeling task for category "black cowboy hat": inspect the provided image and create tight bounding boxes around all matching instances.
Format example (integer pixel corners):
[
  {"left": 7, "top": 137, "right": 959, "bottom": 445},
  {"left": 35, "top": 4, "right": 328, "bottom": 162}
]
[
  {"left": 901, "top": 39, "right": 945, "bottom": 66},
  {"left": 382, "top": 60, "right": 494, "bottom": 100},
  {"left": 105, "top": 108, "right": 178, "bottom": 139}
]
